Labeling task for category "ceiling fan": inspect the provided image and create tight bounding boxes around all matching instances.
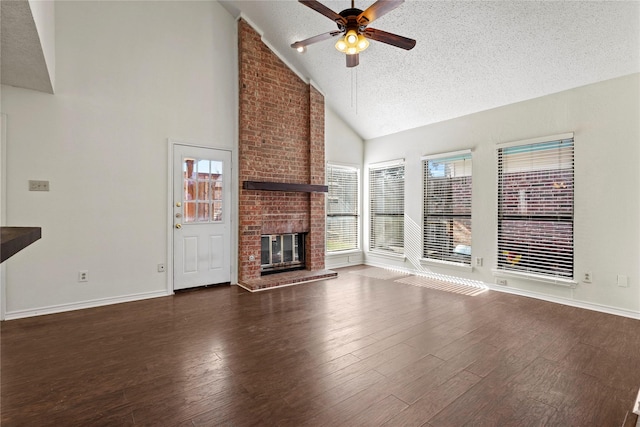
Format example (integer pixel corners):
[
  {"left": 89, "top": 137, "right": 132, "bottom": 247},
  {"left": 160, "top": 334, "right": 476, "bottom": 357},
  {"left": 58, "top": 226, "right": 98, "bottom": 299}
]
[{"left": 291, "top": 0, "right": 416, "bottom": 68}]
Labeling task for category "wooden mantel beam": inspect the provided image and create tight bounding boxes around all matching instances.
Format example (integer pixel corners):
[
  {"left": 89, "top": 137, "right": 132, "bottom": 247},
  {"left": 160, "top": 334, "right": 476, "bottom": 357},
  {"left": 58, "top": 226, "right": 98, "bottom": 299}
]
[{"left": 242, "top": 181, "right": 328, "bottom": 193}]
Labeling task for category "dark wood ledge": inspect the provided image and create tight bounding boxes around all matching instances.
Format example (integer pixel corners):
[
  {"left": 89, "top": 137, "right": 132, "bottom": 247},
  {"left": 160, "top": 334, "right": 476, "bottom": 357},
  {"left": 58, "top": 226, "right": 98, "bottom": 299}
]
[
  {"left": 1, "top": 227, "right": 42, "bottom": 263},
  {"left": 622, "top": 411, "right": 638, "bottom": 427},
  {"left": 243, "top": 181, "right": 328, "bottom": 193}
]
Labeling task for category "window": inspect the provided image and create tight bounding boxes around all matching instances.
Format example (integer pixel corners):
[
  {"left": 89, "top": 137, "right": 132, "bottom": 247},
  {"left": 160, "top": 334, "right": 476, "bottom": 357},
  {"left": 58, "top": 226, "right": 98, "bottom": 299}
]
[
  {"left": 326, "top": 164, "right": 359, "bottom": 252},
  {"left": 183, "top": 158, "right": 224, "bottom": 223},
  {"left": 423, "top": 151, "right": 472, "bottom": 265},
  {"left": 369, "top": 163, "right": 404, "bottom": 254},
  {"left": 497, "top": 135, "right": 574, "bottom": 279}
]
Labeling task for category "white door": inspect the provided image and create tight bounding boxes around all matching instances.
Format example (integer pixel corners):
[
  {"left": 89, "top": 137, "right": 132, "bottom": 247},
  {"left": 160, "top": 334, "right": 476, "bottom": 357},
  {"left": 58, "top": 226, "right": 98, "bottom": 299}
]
[{"left": 173, "top": 144, "right": 231, "bottom": 290}]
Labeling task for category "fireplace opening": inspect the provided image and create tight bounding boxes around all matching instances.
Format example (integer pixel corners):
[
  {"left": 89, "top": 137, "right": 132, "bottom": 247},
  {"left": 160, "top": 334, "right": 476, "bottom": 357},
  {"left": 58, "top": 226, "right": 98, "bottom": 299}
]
[{"left": 261, "top": 233, "right": 306, "bottom": 275}]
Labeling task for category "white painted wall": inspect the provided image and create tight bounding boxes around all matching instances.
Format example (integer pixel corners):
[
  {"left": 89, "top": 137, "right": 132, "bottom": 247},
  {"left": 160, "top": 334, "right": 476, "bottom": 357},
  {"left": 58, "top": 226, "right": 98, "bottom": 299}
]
[
  {"left": 325, "top": 106, "right": 364, "bottom": 269},
  {"left": 1, "top": 1, "right": 237, "bottom": 318},
  {"left": 28, "top": 0, "right": 55, "bottom": 90},
  {"left": 364, "top": 73, "right": 640, "bottom": 317}
]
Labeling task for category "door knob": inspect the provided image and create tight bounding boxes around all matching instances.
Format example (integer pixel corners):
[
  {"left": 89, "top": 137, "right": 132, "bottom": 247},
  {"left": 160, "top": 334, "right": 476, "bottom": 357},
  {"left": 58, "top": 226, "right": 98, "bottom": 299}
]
[
  {"left": 175, "top": 224, "right": 182, "bottom": 229},
  {"left": 175, "top": 202, "right": 182, "bottom": 207}
]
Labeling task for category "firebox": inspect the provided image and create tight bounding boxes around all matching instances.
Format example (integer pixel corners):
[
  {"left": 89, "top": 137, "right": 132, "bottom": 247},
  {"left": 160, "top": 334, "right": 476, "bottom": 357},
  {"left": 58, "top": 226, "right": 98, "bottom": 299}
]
[{"left": 261, "top": 233, "right": 305, "bottom": 275}]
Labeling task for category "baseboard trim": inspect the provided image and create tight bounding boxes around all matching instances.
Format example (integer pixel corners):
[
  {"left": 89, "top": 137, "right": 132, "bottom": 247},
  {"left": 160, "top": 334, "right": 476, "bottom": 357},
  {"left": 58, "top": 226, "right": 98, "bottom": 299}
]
[
  {"left": 486, "top": 283, "right": 640, "bottom": 320},
  {"left": 362, "top": 261, "right": 640, "bottom": 320},
  {"left": 4, "top": 290, "right": 171, "bottom": 320}
]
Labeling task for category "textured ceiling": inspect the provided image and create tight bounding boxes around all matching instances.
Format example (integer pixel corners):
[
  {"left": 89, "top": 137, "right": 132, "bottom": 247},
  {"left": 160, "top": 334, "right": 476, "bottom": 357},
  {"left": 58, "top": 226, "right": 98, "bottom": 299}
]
[
  {"left": 0, "top": 0, "right": 53, "bottom": 94},
  {"left": 221, "top": 0, "right": 640, "bottom": 140}
]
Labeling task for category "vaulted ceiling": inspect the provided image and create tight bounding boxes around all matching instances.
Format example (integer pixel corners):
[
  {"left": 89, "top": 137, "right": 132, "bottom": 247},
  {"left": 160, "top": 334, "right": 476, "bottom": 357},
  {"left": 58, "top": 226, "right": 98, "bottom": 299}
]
[
  {"left": 0, "top": 0, "right": 54, "bottom": 94},
  {"left": 221, "top": 0, "right": 640, "bottom": 140},
  {"left": 2, "top": 1, "right": 638, "bottom": 140}
]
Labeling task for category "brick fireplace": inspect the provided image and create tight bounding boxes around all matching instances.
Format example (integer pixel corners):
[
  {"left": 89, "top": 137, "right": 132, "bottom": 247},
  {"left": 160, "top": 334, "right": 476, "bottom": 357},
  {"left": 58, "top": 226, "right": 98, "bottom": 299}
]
[{"left": 237, "top": 19, "right": 336, "bottom": 291}]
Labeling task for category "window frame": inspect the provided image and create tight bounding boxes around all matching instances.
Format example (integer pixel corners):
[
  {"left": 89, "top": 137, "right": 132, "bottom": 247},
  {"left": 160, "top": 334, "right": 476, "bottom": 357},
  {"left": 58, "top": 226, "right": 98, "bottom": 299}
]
[
  {"left": 495, "top": 133, "right": 575, "bottom": 283},
  {"left": 368, "top": 160, "right": 405, "bottom": 256},
  {"left": 326, "top": 163, "right": 360, "bottom": 253}
]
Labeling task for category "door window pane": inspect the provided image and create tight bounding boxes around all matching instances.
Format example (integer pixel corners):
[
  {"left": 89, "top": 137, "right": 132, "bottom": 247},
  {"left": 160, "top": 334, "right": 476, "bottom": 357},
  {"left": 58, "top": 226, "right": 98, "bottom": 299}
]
[
  {"left": 197, "top": 159, "right": 210, "bottom": 174},
  {"left": 182, "top": 157, "right": 224, "bottom": 224},
  {"left": 184, "top": 202, "right": 196, "bottom": 223},
  {"left": 197, "top": 180, "right": 210, "bottom": 200},
  {"left": 197, "top": 203, "right": 210, "bottom": 222},
  {"left": 212, "top": 201, "right": 222, "bottom": 221}
]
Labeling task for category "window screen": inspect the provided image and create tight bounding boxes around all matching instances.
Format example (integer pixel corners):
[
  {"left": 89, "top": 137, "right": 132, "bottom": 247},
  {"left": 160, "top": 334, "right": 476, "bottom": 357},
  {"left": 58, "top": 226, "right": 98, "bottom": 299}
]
[
  {"left": 497, "top": 137, "right": 574, "bottom": 279},
  {"left": 423, "top": 152, "right": 472, "bottom": 265},
  {"left": 369, "top": 163, "right": 405, "bottom": 254},
  {"left": 326, "top": 164, "right": 359, "bottom": 252}
]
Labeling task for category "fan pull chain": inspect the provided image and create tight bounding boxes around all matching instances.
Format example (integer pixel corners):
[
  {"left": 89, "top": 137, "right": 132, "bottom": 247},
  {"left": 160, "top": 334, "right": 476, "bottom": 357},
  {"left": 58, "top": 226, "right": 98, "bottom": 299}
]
[
  {"left": 350, "top": 67, "right": 359, "bottom": 115},
  {"left": 351, "top": 68, "right": 354, "bottom": 109}
]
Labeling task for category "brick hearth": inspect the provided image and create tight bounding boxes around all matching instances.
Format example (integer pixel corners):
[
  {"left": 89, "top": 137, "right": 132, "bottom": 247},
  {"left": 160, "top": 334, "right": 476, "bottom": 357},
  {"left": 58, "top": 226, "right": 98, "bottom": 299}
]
[
  {"left": 237, "top": 19, "right": 335, "bottom": 290},
  {"left": 238, "top": 269, "right": 337, "bottom": 292}
]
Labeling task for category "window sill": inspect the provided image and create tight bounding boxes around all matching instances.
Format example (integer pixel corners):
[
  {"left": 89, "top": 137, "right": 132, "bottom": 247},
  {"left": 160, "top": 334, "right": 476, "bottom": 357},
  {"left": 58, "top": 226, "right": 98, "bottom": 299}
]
[
  {"left": 368, "top": 251, "right": 406, "bottom": 261},
  {"left": 326, "top": 249, "right": 362, "bottom": 257},
  {"left": 420, "top": 258, "right": 473, "bottom": 272},
  {"left": 492, "top": 269, "right": 577, "bottom": 288}
]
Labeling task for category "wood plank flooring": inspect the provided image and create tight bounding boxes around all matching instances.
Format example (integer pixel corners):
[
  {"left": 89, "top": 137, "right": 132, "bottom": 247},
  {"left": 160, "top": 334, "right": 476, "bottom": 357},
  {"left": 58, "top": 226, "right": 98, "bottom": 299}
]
[{"left": 2, "top": 265, "right": 639, "bottom": 426}]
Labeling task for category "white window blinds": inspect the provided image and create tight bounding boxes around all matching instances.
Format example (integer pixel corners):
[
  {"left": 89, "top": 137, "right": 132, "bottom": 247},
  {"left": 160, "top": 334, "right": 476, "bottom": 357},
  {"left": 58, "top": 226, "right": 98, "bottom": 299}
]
[
  {"left": 423, "top": 152, "right": 472, "bottom": 265},
  {"left": 369, "top": 163, "right": 405, "bottom": 254},
  {"left": 326, "top": 164, "right": 359, "bottom": 252},
  {"left": 497, "top": 137, "right": 574, "bottom": 279}
]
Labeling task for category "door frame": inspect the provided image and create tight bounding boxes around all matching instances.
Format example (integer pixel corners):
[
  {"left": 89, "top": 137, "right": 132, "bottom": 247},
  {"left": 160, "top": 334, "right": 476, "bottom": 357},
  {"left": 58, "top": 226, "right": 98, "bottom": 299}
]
[
  {"left": 166, "top": 139, "right": 237, "bottom": 294},
  {"left": 1, "top": 114, "right": 7, "bottom": 320}
]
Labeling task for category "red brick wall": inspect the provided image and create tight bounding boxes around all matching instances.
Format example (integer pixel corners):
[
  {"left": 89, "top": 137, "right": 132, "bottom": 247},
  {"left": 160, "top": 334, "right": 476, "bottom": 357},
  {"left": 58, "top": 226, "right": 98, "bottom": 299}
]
[
  {"left": 238, "top": 20, "right": 325, "bottom": 284},
  {"left": 307, "top": 86, "right": 326, "bottom": 271}
]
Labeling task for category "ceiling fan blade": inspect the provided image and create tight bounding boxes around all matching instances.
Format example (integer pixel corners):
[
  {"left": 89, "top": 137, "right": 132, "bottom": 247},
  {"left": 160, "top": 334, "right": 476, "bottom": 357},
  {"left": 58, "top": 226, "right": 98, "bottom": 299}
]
[
  {"left": 299, "top": 1, "right": 346, "bottom": 25},
  {"left": 346, "top": 53, "right": 359, "bottom": 68},
  {"left": 357, "top": 0, "right": 404, "bottom": 25},
  {"left": 291, "top": 30, "right": 342, "bottom": 50},
  {"left": 362, "top": 27, "right": 416, "bottom": 50}
]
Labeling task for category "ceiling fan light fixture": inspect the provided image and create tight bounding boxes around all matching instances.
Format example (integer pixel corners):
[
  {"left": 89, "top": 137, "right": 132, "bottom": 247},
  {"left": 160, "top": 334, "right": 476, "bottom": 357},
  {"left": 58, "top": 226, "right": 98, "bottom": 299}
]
[
  {"left": 296, "top": 45, "right": 306, "bottom": 53},
  {"left": 336, "top": 30, "right": 369, "bottom": 55},
  {"left": 345, "top": 30, "right": 358, "bottom": 45},
  {"left": 357, "top": 34, "right": 369, "bottom": 51}
]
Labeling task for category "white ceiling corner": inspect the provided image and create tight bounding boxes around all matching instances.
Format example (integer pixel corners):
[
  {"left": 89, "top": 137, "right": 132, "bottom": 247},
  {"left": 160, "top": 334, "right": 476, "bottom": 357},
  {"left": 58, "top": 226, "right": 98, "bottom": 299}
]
[{"left": 0, "top": 0, "right": 54, "bottom": 94}]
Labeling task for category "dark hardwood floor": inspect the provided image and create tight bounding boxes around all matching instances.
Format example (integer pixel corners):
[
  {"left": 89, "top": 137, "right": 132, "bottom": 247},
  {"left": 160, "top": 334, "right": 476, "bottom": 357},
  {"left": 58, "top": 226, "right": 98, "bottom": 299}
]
[{"left": 2, "top": 265, "right": 639, "bottom": 426}]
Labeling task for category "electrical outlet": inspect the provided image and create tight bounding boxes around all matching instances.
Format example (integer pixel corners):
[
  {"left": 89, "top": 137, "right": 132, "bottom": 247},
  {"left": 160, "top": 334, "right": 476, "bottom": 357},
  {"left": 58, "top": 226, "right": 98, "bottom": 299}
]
[
  {"left": 29, "top": 180, "right": 50, "bottom": 191},
  {"left": 583, "top": 272, "right": 592, "bottom": 283},
  {"left": 475, "top": 257, "right": 483, "bottom": 267},
  {"left": 78, "top": 270, "right": 89, "bottom": 282},
  {"left": 157, "top": 263, "right": 166, "bottom": 273},
  {"left": 496, "top": 278, "right": 507, "bottom": 286}
]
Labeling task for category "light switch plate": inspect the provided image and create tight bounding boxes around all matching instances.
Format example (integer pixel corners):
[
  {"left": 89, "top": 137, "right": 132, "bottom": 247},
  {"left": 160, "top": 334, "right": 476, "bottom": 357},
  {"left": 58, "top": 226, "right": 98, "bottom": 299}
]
[
  {"left": 29, "top": 180, "right": 49, "bottom": 191},
  {"left": 617, "top": 274, "right": 629, "bottom": 288}
]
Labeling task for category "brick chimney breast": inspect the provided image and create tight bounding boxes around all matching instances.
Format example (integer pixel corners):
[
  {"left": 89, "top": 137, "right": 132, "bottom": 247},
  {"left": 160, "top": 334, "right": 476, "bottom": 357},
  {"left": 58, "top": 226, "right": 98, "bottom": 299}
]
[{"left": 238, "top": 20, "right": 326, "bottom": 287}]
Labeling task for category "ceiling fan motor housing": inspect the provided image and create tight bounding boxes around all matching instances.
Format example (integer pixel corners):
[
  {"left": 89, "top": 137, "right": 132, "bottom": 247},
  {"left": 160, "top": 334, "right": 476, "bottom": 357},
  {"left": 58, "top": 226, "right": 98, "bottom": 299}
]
[{"left": 337, "top": 8, "right": 366, "bottom": 33}]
